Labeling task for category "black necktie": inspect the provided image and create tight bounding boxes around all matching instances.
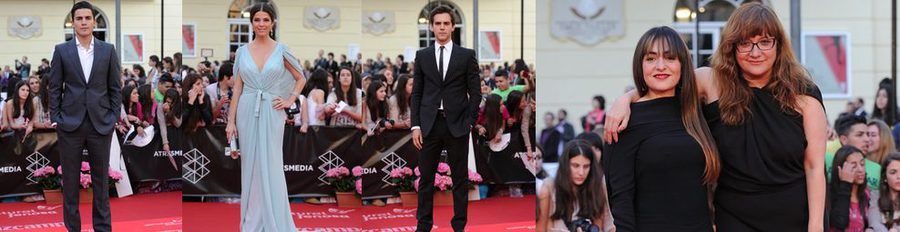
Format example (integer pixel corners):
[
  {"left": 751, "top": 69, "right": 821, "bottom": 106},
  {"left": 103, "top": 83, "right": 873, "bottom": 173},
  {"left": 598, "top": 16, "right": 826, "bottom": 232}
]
[{"left": 439, "top": 46, "right": 445, "bottom": 80}]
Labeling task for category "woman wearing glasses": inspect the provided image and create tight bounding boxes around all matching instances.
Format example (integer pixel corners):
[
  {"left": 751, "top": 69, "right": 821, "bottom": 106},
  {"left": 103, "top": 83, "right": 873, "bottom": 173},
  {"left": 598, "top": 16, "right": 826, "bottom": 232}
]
[{"left": 605, "top": 3, "right": 826, "bottom": 231}]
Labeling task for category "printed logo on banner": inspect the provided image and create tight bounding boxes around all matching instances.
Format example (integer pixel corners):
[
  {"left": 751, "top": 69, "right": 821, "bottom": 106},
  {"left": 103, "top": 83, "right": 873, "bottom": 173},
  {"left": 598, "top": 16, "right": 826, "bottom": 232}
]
[
  {"left": 182, "top": 149, "right": 210, "bottom": 184},
  {"left": 362, "top": 208, "right": 417, "bottom": 222},
  {"left": 380, "top": 152, "right": 407, "bottom": 185},
  {"left": 317, "top": 150, "right": 344, "bottom": 184},
  {"left": 25, "top": 152, "right": 49, "bottom": 183}
]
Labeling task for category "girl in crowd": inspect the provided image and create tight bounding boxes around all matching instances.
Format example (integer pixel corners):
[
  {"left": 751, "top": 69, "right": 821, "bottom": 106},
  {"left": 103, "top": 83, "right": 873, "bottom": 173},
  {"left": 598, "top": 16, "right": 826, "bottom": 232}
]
[
  {"left": 148, "top": 55, "right": 161, "bottom": 88},
  {"left": 871, "top": 85, "right": 897, "bottom": 122},
  {"left": 828, "top": 146, "right": 869, "bottom": 231},
  {"left": 388, "top": 74, "right": 413, "bottom": 129},
  {"left": 869, "top": 120, "right": 896, "bottom": 164},
  {"left": 182, "top": 73, "right": 212, "bottom": 133},
  {"left": 382, "top": 68, "right": 395, "bottom": 98},
  {"left": 302, "top": 69, "right": 330, "bottom": 128},
  {"left": 362, "top": 80, "right": 391, "bottom": 136},
  {"left": 29, "top": 76, "right": 52, "bottom": 129},
  {"left": 606, "top": 3, "right": 826, "bottom": 230},
  {"left": 475, "top": 94, "right": 508, "bottom": 144},
  {"left": 537, "top": 140, "right": 614, "bottom": 232},
  {"left": 869, "top": 152, "right": 900, "bottom": 231},
  {"left": 325, "top": 67, "right": 363, "bottom": 128},
  {"left": 3, "top": 82, "right": 34, "bottom": 136},
  {"left": 162, "top": 89, "right": 183, "bottom": 129},
  {"left": 604, "top": 26, "right": 718, "bottom": 231},
  {"left": 132, "top": 64, "right": 147, "bottom": 86}
]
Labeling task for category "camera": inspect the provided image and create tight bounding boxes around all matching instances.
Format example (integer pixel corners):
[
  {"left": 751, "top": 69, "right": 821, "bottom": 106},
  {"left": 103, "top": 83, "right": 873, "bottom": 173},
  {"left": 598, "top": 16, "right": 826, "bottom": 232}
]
[
  {"left": 377, "top": 119, "right": 395, "bottom": 128},
  {"left": 571, "top": 218, "right": 599, "bottom": 232}
]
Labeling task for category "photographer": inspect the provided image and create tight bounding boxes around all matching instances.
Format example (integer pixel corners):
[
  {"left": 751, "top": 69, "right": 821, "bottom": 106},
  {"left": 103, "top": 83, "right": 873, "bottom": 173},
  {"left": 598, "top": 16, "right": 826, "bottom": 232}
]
[{"left": 537, "top": 140, "right": 614, "bottom": 232}]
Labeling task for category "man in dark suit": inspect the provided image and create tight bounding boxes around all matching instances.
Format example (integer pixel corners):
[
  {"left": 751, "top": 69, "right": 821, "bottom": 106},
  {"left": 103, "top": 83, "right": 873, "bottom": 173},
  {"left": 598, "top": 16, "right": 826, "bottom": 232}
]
[
  {"left": 47, "top": 2, "right": 121, "bottom": 231},
  {"left": 410, "top": 6, "right": 480, "bottom": 232}
]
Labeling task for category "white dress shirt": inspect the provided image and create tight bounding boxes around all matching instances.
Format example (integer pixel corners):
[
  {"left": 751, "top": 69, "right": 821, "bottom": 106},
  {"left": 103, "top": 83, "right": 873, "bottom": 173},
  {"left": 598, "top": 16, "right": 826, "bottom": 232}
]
[
  {"left": 75, "top": 37, "right": 95, "bottom": 83},
  {"left": 411, "top": 41, "right": 455, "bottom": 132},
  {"left": 435, "top": 41, "right": 453, "bottom": 110}
]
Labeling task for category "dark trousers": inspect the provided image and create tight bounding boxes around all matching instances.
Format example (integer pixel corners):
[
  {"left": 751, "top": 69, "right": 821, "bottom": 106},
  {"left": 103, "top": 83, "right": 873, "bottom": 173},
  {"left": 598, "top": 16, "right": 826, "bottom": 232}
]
[
  {"left": 417, "top": 112, "right": 469, "bottom": 232},
  {"left": 58, "top": 117, "right": 112, "bottom": 232}
]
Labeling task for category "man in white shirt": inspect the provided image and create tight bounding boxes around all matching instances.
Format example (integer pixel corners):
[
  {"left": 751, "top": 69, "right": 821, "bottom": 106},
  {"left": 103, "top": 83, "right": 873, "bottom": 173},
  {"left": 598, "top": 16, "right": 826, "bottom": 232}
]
[{"left": 47, "top": 2, "right": 120, "bottom": 231}]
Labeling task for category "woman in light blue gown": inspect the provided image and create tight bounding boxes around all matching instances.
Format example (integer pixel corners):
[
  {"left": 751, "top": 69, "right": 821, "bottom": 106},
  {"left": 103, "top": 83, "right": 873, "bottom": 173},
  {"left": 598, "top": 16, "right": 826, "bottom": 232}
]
[{"left": 225, "top": 3, "right": 306, "bottom": 231}]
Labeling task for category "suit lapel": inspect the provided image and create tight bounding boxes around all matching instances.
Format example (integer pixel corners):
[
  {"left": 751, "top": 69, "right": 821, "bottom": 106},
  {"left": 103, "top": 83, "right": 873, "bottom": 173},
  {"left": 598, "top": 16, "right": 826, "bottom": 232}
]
[
  {"left": 443, "top": 47, "right": 462, "bottom": 84},
  {"left": 69, "top": 40, "right": 87, "bottom": 85}
]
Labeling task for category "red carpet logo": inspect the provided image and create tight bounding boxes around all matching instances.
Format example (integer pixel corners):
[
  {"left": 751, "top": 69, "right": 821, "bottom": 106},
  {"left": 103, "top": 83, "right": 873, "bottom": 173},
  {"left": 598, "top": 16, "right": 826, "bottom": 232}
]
[
  {"left": 144, "top": 218, "right": 182, "bottom": 227},
  {"left": 182, "top": 149, "right": 210, "bottom": 184},
  {"left": 362, "top": 211, "right": 416, "bottom": 222},
  {"left": 326, "top": 208, "right": 355, "bottom": 214},
  {"left": 25, "top": 151, "right": 49, "bottom": 183},
  {"left": 0, "top": 205, "right": 59, "bottom": 219},
  {"left": 0, "top": 222, "right": 65, "bottom": 231}
]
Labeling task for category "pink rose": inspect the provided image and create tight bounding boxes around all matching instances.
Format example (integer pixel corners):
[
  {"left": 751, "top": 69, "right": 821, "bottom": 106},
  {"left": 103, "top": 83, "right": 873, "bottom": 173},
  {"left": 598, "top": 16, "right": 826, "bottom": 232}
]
[
  {"left": 79, "top": 173, "right": 92, "bottom": 188},
  {"left": 108, "top": 168, "right": 123, "bottom": 181},
  {"left": 437, "top": 162, "right": 450, "bottom": 174},
  {"left": 414, "top": 167, "right": 420, "bottom": 177},
  {"left": 33, "top": 167, "right": 46, "bottom": 177},
  {"left": 355, "top": 179, "right": 362, "bottom": 195},
  {"left": 390, "top": 168, "right": 402, "bottom": 178},
  {"left": 402, "top": 167, "right": 413, "bottom": 176},
  {"left": 44, "top": 166, "right": 55, "bottom": 175},
  {"left": 468, "top": 170, "right": 482, "bottom": 183},
  {"left": 325, "top": 168, "right": 339, "bottom": 178},
  {"left": 339, "top": 167, "right": 350, "bottom": 176},
  {"left": 80, "top": 162, "right": 90, "bottom": 172},
  {"left": 57, "top": 166, "right": 63, "bottom": 175},
  {"left": 352, "top": 166, "right": 363, "bottom": 177}
]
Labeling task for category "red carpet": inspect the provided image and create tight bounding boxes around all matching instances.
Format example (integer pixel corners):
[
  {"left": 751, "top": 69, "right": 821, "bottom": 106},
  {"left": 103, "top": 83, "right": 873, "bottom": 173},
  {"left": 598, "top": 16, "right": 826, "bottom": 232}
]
[
  {"left": 0, "top": 192, "right": 181, "bottom": 232},
  {"left": 183, "top": 195, "right": 536, "bottom": 231}
]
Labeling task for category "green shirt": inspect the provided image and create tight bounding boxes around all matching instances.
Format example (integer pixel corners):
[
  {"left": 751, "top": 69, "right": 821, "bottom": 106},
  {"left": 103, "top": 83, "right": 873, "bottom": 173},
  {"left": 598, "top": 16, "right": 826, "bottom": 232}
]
[
  {"left": 491, "top": 85, "right": 525, "bottom": 102},
  {"left": 154, "top": 89, "right": 164, "bottom": 104},
  {"left": 825, "top": 147, "right": 881, "bottom": 190}
]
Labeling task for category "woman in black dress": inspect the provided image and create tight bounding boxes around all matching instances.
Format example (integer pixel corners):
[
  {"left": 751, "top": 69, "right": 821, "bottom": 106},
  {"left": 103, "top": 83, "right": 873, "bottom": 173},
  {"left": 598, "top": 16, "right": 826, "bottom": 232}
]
[
  {"left": 604, "top": 26, "right": 719, "bottom": 232},
  {"left": 606, "top": 3, "right": 827, "bottom": 231}
]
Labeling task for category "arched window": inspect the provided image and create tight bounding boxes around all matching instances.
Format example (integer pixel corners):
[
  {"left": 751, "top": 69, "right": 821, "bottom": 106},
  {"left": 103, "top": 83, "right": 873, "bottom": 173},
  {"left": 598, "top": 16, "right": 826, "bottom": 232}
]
[
  {"left": 228, "top": 0, "right": 276, "bottom": 53},
  {"left": 672, "top": 0, "right": 766, "bottom": 67},
  {"left": 417, "top": 1, "right": 464, "bottom": 48},
  {"left": 64, "top": 6, "right": 109, "bottom": 42}
]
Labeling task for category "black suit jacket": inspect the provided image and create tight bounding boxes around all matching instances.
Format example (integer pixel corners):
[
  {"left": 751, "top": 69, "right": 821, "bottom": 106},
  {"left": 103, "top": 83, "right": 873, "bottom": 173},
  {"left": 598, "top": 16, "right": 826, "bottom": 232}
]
[
  {"left": 410, "top": 44, "right": 480, "bottom": 138},
  {"left": 48, "top": 39, "right": 122, "bottom": 135}
]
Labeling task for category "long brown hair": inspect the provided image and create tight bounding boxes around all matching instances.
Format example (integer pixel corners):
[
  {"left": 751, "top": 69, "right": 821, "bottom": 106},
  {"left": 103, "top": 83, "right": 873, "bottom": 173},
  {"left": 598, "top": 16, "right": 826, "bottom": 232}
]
[
  {"left": 552, "top": 140, "right": 607, "bottom": 224},
  {"left": 632, "top": 26, "right": 720, "bottom": 184},
  {"left": 868, "top": 119, "right": 896, "bottom": 164},
  {"left": 879, "top": 152, "right": 900, "bottom": 228},
  {"left": 712, "top": 2, "right": 815, "bottom": 125}
]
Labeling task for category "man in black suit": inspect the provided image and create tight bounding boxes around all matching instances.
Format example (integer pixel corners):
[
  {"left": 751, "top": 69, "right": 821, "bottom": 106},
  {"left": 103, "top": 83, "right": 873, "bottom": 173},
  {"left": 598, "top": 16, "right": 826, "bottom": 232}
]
[
  {"left": 47, "top": 2, "right": 121, "bottom": 231},
  {"left": 410, "top": 6, "right": 480, "bottom": 232}
]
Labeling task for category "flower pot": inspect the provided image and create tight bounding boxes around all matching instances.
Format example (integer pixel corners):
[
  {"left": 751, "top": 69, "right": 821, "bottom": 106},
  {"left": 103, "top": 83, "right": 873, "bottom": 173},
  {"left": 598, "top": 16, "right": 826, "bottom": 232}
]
[
  {"left": 399, "top": 191, "right": 417, "bottom": 207},
  {"left": 478, "top": 184, "right": 489, "bottom": 199},
  {"left": 42, "top": 189, "right": 63, "bottom": 205},
  {"left": 335, "top": 192, "right": 361, "bottom": 208},
  {"left": 434, "top": 190, "right": 453, "bottom": 206},
  {"left": 79, "top": 188, "right": 93, "bottom": 204},
  {"left": 42, "top": 188, "right": 92, "bottom": 205}
]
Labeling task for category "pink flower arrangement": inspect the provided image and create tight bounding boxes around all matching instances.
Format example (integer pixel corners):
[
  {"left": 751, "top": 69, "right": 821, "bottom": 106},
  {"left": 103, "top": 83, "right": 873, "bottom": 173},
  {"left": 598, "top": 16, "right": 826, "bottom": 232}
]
[
  {"left": 468, "top": 170, "right": 483, "bottom": 183},
  {"left": 437, "top": 162, "right": 451, "bottom": 174},
  {"left": 33, "top": 164, "right": 123, "bottom": 191},
  {"left": 388, "top": 167, "right": 416, "bottom": 192},
  {"left": 352, "top": 166, "right": 363, "bottom": 177},
  {"left": 414, "top": 167, "right": 420, "bottom": 177},
  {"left": 324, "top": 165, "right": 363, "bottom": 195},
  {"left": 434, "top": 174, "right": 453, "bottom": 191}
]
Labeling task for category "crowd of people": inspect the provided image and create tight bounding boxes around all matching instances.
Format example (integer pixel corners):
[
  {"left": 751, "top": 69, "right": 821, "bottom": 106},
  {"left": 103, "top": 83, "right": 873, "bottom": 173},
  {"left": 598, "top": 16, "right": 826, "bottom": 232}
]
[{"left": 0, "top": 48, "right": 537, "bottom": 202}]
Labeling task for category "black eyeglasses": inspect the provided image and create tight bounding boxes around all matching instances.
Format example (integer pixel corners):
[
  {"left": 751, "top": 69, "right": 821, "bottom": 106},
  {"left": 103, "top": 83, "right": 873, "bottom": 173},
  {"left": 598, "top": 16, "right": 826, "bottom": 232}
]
[{"left": 736, "top": 38, "right": 776, "bottom": 53}]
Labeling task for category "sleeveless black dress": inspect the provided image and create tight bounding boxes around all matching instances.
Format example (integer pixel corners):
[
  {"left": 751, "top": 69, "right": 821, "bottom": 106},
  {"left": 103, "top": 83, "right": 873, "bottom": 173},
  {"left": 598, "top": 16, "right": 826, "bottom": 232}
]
[
  {"left": 605, "top": 97, "right": 713, "bottom": 232},
  {"left": 703, "top": 87, "right": 822, "bottom": 231}
]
